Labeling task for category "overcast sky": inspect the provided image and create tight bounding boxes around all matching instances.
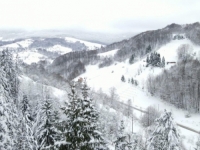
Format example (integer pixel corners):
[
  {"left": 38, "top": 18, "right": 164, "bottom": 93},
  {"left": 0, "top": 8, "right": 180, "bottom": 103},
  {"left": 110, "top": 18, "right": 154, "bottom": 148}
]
[{"left": 0, "top": 0, "right": 199, "bottom": 36}]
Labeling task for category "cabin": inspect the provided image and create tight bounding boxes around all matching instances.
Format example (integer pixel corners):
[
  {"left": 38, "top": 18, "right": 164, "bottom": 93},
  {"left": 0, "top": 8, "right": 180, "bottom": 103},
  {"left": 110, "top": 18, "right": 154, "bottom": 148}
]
[{"left": 167, "top": 62, "right": 176, "bottom": 65}]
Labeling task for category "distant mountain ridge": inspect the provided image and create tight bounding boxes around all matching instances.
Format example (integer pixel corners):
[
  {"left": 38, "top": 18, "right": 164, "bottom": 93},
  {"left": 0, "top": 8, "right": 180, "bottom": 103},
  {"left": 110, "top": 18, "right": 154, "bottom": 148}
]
[{"left": 99, "top": 22, "right": 200, "bottom": 61}]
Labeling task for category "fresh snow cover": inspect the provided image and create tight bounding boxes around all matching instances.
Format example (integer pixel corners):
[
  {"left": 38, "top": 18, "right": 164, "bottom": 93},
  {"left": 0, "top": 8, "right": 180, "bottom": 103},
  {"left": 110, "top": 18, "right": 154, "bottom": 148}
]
[
  {"left": 76, "top": 38, "right": 200, "bottom": 149},
  {"left": 17, "top": 39, "right": 33, "bottom": 48},
  {"left": 1, "top": 43, "right": 20, "bottom": 48},
  {"left": 19, "top": 75, "right": 67, "bottom": 105},
  {"left": 15, "top": 50, "right": 48, "bottom": 65},
  {"left": 46, "top": 45, "right": 72, "bottom": 55},
  {"left": 1, "top": 39, "right": 33, "bottom": 48},
  {"left": 98, "top": 49, "right": 119, "bottom": 57},
  {"left": 65, "top": 37, "right": 103, "bottom": 50}
]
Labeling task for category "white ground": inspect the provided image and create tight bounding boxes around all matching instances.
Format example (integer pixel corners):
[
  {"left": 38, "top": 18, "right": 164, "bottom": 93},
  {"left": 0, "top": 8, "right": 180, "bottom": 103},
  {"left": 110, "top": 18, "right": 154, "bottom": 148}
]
[
  {"left": 14, "top": 50, "right": 49, "bottom": 65},
  {"left": 76, "top": 38, "right": 200, "bottom": 149},
  {"left": 46, "top": 45, "right": 72, "bottom": 55},
  {"left": 65, "top": 37, "right": 103, "bottom": 50},
  {"left": 1, "top": 39, "right": 33, "bottom": 48},
  {"left": 98, "top": 49, "right": 119, "bottom": 57}
]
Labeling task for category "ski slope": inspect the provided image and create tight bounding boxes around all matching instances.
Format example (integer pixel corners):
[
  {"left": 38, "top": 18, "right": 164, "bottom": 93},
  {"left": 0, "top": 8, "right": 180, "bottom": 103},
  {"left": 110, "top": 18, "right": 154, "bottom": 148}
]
[{"left": 76, "top": 38, "right": 200, "bottom": 149}]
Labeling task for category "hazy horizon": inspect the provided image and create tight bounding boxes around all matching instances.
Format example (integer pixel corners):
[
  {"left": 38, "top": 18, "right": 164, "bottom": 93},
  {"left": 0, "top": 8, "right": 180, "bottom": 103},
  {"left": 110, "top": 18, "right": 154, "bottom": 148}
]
[{"left": 0, "top": 0, "right": 200, "bottom": 43}]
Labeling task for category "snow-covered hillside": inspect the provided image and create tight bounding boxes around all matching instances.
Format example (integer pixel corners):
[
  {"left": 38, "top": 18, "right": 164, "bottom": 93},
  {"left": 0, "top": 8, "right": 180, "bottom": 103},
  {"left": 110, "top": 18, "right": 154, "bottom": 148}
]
[
  {"left": 46, "top": 45, "right": 72, "bottom": 55},
  {"left": 14, "top": 50, "right": 49, "bottom": 65},
  {"left": 76, "top": 38, "right": 200, "bottom": 149},
  {"left": 98, "top": 49, "right": 119, "bottom": 57},
  {"left": 65, "top": 37, "right": 103, "bottom": 50},
  {"left": 0, "top": 37, "right": 103, "bottom": 65},
  {"left": 1, "top": 39, "right": 33, "bottom": 48}
]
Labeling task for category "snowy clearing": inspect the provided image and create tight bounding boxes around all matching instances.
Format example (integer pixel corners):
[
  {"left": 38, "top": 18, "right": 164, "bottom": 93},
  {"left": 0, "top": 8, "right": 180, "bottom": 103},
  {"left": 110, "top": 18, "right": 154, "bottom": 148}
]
[
  {"left": 46, "top": 45, "right": 72, "bottom": 55},
  {"left": 65, "top": 37, "right": 103, "bottom": 50},
  {"left": 76, "top": 38, "right": 200, "bottom": 149}
]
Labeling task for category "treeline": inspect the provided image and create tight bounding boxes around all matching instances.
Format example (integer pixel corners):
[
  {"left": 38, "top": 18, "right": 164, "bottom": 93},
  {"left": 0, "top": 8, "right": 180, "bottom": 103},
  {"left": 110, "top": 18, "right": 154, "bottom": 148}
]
[
  {"left": 146, "top": 52, "right": 165, "bottom": 67},
  {"left": 48, "top": 50, "right": 100, "bottom": 80},
  {"left": 147, "top": 47, "right": 200, "bottom": 112},
  {"left": 29, "top": 37, "right": 88, "bottom": 51}
]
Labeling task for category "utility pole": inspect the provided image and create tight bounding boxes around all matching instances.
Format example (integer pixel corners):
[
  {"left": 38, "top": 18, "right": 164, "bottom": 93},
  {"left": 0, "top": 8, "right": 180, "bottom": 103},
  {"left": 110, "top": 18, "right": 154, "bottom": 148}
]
[{"left": 132, "top": 115, "right": 133, "bottom": 133}]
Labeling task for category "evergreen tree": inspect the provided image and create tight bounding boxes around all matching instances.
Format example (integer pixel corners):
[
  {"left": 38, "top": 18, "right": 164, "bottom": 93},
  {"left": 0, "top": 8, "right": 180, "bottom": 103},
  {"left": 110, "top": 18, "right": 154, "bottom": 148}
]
[
  {"left": 135, "top": 80, "right": 138, "bottom": 86},
  {"left": 0, "top": 49, "right": 19, "bottom": 103},
  {"left": 131, "top": 78, "right": 134, "bottom": 85},
  {"left": 147, "top": 110, "right": 180, "bottom": 150},
  {"left": 129, "top": 54, "right": 135, "bottom": 64},
  {"left": 0, "top": 50, "right": 20, "bottom": 149},
  {"left": 80, "top": 81, "right": 106, "bottom": 149},
  {"left": 162, "top": 56, "right": 165, "bottom": 67},
  {"left": 17, "top": 95, "right": 37, "bottom": 150},
  {"left": 60, "top": 82, "right": 106, "bottom": 150},
  {"left": 146, "top": 55, "right": 150, "bottom": 64},
  {"left": 115, "top": 120, "right": 127, "bottom": 150},
  {"left": 37, "top": 96, "right": 58, "bottom": 150},
  {"left": 0, "top": 67, "right": 13, "bottom": 150},
  {"left": 121, "top": 75, "right": 126, "bottom": 82},
  {"left": 146, "top": 45, "right": 151, "bottom": 54}
]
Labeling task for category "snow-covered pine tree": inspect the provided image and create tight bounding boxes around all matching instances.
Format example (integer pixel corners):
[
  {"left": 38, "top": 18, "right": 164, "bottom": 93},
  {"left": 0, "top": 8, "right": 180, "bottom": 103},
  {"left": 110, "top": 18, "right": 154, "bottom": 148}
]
[
  {"left": 16, "top": 94, "right": 37, "bottom": 150},
  {"left": 129, "top": 54, "right": 135, "bottom": 64},
  {"left": 146, "top": 45, "right": 151, "bottom": 54},
  {"left": 131, "top": 78, "right": 134, "bottom": 85},
  {"left": 114, "top": 120, "right": 127, "bottom": 150},
  {"left": 0, "top": 49, "right": 19, "bottom": 103},
  {"left": 59, "top": 82, "right": 82, "bottom": 149},
  {"left": 147, "top": 110, "right": 180, "bottom": 150},
  {"left": 80, "top": 81, "right": 107, "bottom": 149},
  {"left": 146, "top": 55, "right": 150, "bottom": 64},
  {"left": 60, "top": 82, "right": 107, "bottom": 150},
  {"left": 162, "top": 56, "right": 165, "bottom": 67},
  {"left": 37, "top": 95, "right": 58, "bottom": 150},
  {"left": 0, "top": 67, "right": 13, "bottom": 150},
  {"left": 121, "top": 75, "right": 126, "bottom": 82},
  {"left": 0, "top": 50, "right": 20, "bottom": 150}
]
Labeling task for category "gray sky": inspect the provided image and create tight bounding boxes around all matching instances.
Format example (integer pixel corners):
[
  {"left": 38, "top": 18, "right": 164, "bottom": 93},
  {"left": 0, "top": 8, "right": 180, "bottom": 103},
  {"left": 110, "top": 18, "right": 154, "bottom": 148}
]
[{"left": 0, "top": 0, "right": 199, "bottom": 43}]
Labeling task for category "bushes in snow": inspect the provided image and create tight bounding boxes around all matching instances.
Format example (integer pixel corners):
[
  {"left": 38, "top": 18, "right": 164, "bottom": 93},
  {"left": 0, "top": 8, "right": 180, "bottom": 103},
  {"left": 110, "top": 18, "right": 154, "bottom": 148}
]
[{"left": 140, "top": 106, "right": 161, "bottom": 127}]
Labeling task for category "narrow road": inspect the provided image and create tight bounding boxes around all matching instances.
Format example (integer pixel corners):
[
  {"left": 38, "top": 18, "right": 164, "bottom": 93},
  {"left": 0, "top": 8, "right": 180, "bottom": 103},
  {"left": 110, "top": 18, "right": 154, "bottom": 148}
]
[{"left": 117, "top": 100, "right": 200, "bottom": 135}]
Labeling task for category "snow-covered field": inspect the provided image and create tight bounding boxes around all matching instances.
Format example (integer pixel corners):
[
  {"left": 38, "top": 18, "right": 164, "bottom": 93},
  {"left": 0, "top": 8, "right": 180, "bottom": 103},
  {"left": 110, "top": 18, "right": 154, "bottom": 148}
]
[
  {"left": 76, "top": 38, "right": 200, "bottom": 149},
  {"left": 46, "top": 45, "right": 72, "bottom": 55},
  {"left": 14, "top": 50, "right": 48, "bottom": 65},
  {"left": 1, "top": 39, "right": 33, "bottom": 48},
  {"left": 65, "top": 37, "right": 103, "bottom": 50}
]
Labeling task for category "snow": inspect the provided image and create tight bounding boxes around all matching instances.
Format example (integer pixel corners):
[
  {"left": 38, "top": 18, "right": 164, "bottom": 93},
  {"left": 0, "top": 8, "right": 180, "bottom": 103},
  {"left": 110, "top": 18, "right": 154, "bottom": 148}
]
[
  {"left": 65, "top": 37, "right": 103, "bottom": 50},
  {"left": 14, "top": 50, "right": 48, "bottom": 65},
  {"left": 76, "top": 38, "right": 200, "bottom": 149},
  {"left": 1, "top": 43, "right": 19, "bottom": 48},
  {"left": 19, "top": 75, "right": 67, "bottom": 104},
  {"left": 17, "top": 39, "right": 33, "bottom": 48},
  {"left": 46, "top": 45, "right": 72, "bottom": 55},
  {"left": 1, "top": 39, "right": 33, "bottom": 48},
  {"left": 98, "top": 49, "right": 119, "bottom": 57}
]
